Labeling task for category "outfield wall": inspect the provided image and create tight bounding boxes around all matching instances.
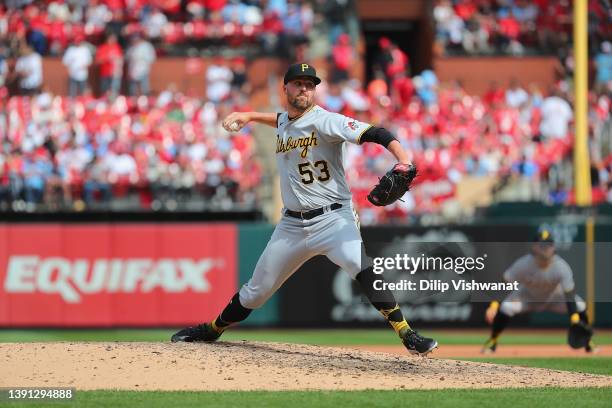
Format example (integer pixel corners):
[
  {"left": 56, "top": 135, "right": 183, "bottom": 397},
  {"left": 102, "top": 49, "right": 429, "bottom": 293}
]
[{"left": 1, "top": 219, "right": 610, "bottom": 328}]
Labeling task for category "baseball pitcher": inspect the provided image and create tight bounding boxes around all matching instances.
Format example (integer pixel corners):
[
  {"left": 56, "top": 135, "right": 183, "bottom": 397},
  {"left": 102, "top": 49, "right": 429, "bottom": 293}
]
[{"left": 171, "top": 63, "right": 437, "bottom": 356}]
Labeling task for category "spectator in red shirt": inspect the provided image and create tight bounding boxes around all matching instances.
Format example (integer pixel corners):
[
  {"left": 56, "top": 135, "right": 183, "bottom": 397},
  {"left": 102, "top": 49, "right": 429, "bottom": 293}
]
[
  {"left": 497, "top": 10, "right": 522, "bottom": 54},
  {"left": 483, "top": 81, "right": 504, "bottom": 107},
  {"left": 330, "top": 33, "right": 353, "bottom": 84},
  {"left": 454, "top": 0, "right": 476, "bottom": 21},
  {"left": 96, "top": 34, "right": 124, "bottom": 97},
  {"left": 499, "top": 13, "right": 520, "bottom": 40},
  {"left": 386, "top": 44, "right": 409, "bottom": 80},
  {"left": 204, "top": 0, "right": 227, "bottom": 12},
  {"left": 391, "top": 71, "right": 414, "bottom": 106},
  {"left": 103, "top": 0, "right": 126, "bottom": 11},
  {"left": 155, "top": 0, "right": 182, "bottom": 16}
]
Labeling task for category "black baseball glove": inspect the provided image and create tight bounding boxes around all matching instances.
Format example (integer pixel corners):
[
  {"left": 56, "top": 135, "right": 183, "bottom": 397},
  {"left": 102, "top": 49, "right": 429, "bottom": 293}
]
[
  {"left": 568, "top": 321, "right": 593, "bottom": 349},
  {"left": 367, "top": 163, "right": 417, "bottom": 207}
]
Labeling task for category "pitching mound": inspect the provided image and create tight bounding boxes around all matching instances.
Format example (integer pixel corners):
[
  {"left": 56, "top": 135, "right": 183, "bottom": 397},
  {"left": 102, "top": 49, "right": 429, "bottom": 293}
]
[{"left": 1, "top": 341, "right": 611, "bottom": 391}]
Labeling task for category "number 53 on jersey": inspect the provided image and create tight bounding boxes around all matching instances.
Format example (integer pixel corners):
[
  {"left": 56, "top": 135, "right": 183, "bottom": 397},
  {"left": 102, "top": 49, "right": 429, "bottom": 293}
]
[{"left": 298, "top": 160, "right": 330, "bottom": 184}]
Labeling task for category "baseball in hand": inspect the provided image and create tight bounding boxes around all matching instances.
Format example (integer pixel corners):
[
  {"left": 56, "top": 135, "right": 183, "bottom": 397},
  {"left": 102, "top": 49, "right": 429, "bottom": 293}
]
[{"left": 229, "top": 122, "right": 240, "bottom": 132}]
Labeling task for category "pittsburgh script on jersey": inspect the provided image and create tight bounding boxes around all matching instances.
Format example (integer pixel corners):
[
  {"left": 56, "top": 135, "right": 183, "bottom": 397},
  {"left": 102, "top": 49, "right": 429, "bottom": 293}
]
[{"left": 276, "top": 132, "right": 318, "bottom": 158}]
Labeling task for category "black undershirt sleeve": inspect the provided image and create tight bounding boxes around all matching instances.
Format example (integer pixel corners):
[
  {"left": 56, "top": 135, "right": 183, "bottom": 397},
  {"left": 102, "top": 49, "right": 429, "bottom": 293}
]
[
  {"left": 276, "top": 112, "right": 282, "bottom": 127},
  {"left": 359, "top": 126, "right": 396, "bottom": 148}
]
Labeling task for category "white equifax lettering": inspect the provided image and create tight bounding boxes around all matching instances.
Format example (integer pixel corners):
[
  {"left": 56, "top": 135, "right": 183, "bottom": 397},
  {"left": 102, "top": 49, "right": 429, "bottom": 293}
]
[{"left": 4, "top": 256, "right": 221, "bottom": 303}]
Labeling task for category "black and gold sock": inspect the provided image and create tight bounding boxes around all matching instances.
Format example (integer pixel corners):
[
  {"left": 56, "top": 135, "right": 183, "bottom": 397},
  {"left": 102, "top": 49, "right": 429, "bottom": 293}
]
[
  {"left": 490, "top": 310, "right": 510, "bottom": 341},
  {"left": 356, "top": 266, "right": 410, "bottom": 336},
  {"left": 379, "top": 304, "right": 410, "bottom": 336},
  {"left": 211, "top": 293, "right": 252, "bottom": 334}
]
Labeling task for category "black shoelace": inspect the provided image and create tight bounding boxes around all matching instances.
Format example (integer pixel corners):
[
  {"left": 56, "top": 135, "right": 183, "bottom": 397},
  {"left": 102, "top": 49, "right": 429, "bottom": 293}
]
[{"left": 406, "top": 330, "right": 426, "bottom": 343}]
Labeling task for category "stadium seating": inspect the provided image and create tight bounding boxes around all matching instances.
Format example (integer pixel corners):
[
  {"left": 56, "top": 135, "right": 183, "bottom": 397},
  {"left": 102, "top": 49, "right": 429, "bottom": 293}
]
[
  {"left": 323, "top": 73, "right": 610, "bottom": 223},
  {"left": 434, "top": 0, "right": 610, "bottom": 56},
  {"left": 0, "top": 93, "right": 261, "bottom": 212},
  {"left": 0, "top": 0, "right": 313, "bottom": 56}
]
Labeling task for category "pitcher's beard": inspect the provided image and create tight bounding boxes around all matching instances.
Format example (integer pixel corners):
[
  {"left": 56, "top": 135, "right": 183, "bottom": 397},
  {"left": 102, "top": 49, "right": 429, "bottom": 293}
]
[{"left": 290, "top": 96, "right": 311, "bottom": 111}]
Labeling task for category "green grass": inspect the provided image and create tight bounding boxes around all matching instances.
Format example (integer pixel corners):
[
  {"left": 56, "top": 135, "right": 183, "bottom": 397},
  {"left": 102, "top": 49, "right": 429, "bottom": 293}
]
[
  {"left": 1, "top": 388, "right": 611, "bottom": 408},
  {"left": 0, "top": 329, "right": 611, "bottom": 346},
  {"left": 462, "top": 357, "right": 612, "bottom": 376}
]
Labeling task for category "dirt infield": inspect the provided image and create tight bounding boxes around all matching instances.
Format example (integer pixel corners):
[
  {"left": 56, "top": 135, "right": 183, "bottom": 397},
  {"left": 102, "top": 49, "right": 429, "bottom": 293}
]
[
  {"left": 348, "top": 345, "right": 611, "bottom": 358},
  {"left": 1, "top": 342, "right": 611, "bottom": 391}
]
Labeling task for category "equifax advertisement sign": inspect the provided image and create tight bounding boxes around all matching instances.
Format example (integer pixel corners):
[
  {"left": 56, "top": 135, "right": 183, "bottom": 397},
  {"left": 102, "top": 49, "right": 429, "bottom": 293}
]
[{"left": 0, "top": 224, "right": 237, "bottom": 327}]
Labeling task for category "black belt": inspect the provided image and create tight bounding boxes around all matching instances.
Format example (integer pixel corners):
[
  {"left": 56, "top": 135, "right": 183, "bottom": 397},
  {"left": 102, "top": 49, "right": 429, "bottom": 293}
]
[{"left": 285, "top": 203, "right": 342, "bottom": 220}]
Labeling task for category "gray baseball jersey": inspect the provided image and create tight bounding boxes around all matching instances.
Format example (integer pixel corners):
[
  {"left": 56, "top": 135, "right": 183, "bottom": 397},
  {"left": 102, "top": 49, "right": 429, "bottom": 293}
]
[
  {"left": 275, "top": 105, "right": 372, "bottom": 211},
  {"left": 503, "top": 253, "right": 575, "bottom": 297},
  {"left": 500, "top": 253, "right": 585, "bottom": 316},
  {"left": 238, "top": 105, "right": 373, "bottom": 309}
]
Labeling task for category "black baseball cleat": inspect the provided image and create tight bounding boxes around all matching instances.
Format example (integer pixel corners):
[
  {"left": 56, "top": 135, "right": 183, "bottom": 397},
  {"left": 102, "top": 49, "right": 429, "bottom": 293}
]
[
  {"left": 585, "top": 340, "right": 599, "bottom": 354},
  {"left": 171, "top": 323, "right": 222, "bottom": 343},
  {"left": 481, "top": 338, "right": 498, "bottom": 354},
  {"left": 401, "top": 329, "right": 438, "bottom": 356}
]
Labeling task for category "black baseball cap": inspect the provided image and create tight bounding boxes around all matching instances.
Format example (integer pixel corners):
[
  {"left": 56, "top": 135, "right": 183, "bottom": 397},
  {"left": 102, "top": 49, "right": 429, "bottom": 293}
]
[
  {"left": 534, "top": 229, "right": 555, "bottom": 244},
  {"left": 283, "top": 63, "right": 321, "bottom": 85}
]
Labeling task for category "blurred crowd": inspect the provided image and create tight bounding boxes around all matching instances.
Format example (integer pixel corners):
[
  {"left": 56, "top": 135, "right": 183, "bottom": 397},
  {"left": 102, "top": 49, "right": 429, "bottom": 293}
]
[
  {"left": 323, "top": 36, "right": 612, "bottom": 224},
  {"left": 0, "top": 89, "right": 262, "bottom": 212},
  {"left": 1, "top": 1, "right": 612, "bottom": 221},
  {"left": 434, "top": 0, "right": 611, "bottom": 57},
  {"left": 0, "top": 0, "right": 353, "bottom": 59},
  {"left": 0, "top": 0, "right": 357, "bottom": 97}
]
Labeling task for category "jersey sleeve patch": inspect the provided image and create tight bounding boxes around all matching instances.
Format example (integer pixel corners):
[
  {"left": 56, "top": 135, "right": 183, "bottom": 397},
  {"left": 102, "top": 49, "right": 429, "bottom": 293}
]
[
  {"left": 344, "top": 118, "right": 369, "bottom": 133},
  {"left": 342, "top": 117, "right": 372, "bottom": 144}
]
